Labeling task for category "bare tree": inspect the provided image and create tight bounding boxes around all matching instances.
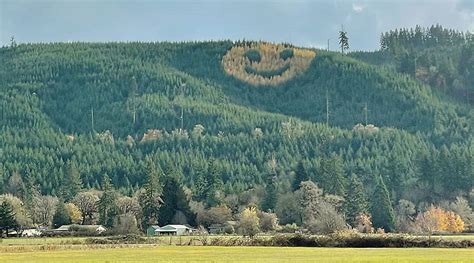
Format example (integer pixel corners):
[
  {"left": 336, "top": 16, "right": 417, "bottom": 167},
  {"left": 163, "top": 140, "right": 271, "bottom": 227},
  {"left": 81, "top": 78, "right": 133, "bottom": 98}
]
[
  {"left": 73, "top": 191, "right": 99, "bottom": 225},
  {"left": 32, "top": 195, "right": 58, "bottom": 227},
  {"left": 117, "top": 196, "right": 141, "bottom": 217}
]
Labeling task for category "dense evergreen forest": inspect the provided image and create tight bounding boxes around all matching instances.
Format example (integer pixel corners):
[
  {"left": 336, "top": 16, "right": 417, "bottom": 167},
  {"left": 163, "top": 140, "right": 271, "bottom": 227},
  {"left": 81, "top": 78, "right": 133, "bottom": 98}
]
[{"left": 0, "top": 25, "right": 472, "bottom": 235}]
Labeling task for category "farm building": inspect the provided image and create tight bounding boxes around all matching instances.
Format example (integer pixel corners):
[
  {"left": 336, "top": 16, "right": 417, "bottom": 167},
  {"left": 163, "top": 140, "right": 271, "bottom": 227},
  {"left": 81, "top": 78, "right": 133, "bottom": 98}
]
[
  {"left": 148, "top": 225, "right": 193, "bottom": 236},
  {"left": 22, "top": 229, "right": 42, "bottom": 237},
  {"left": 146, "top": 225, "right": 161, "bottom": 236},
  {"left": 55, "top": 224, "right": 107, "bottom": 234}
]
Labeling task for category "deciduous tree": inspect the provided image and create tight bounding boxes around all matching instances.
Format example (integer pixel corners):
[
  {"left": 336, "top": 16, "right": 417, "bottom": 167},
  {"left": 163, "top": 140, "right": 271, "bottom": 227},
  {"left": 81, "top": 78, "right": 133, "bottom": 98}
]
[{"left": 239, "top": 206, "right": 260, "bottom": 238}]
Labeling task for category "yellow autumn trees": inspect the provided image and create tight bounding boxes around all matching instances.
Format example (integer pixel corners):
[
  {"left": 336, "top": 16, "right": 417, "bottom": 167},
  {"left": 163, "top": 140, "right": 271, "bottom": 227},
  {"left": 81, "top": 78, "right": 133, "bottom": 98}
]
[
  {"left": 238, "top": 206, "right": 260, "bottom": 237},
  {"left": 222, "top": 42, "right": 316, "bottom": 86},
  {"left": 415, "top": 206, "right": 464, "bottom": 234},
  {"left": 65, "top": 202, "right": 82, "bottom": 224}
]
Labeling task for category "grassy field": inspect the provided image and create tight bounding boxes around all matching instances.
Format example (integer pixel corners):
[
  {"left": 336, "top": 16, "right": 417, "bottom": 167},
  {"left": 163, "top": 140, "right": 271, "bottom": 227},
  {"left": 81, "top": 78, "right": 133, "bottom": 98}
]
[
  {"left": 1, "top": 235, "right": 473, "bottom": 262},
  {"left": 1, "top": 234, "right": 473, "bottom": 246},
  {"left": 1, "top": 246, "right": 473, "bottom": 262},
  {"left": 0, "top": 237, "right": 90, "bottom": 245}
]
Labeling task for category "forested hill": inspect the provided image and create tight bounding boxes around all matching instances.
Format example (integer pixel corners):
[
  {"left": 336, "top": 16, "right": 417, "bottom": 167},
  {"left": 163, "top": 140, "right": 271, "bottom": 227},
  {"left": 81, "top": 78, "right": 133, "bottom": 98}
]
[{"left": 0, "top": 35, "right": 472, "bottom": 224}]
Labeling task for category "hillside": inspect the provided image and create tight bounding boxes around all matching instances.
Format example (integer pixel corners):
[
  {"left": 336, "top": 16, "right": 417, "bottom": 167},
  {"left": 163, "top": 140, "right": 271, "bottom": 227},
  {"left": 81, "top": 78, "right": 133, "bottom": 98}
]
[{"left": 0, "top": 39, "right": 472, "bottom": 229}]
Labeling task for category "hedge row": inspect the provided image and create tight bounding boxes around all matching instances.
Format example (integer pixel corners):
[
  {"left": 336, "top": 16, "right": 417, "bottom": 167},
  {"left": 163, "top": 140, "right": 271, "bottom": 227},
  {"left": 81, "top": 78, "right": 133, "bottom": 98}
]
[
  {"left": 207, "top": 233, "right": 474, "bottom": 248},
  {"left": 85, "top": 233, "right": 474, "bottom": 248}
]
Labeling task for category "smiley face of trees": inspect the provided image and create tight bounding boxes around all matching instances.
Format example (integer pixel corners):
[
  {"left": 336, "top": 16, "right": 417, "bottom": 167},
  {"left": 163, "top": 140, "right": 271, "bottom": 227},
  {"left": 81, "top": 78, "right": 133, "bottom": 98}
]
[{"left": 222, "top": 42, "right": 316, "bottom": 86}]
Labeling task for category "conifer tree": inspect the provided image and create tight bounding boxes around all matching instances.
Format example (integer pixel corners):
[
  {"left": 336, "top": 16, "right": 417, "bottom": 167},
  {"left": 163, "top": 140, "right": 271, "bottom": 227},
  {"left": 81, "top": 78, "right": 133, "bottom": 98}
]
[
  {"left": 61, "top": 161, "right": 82, "bottom": 202},
  {"left": 344, "top": 174, "right": 368, "bottom": 226},
  {"left": 194, "top": 159, "right": 223, "bottom": 207},
  {"left": 206, "top": 159, "right": 224, "bottom": 207},
  {"left": 22, "top": 170, "right": 36, "bottom": 207},
  {"left": 139, "top": 159, "right": 163, "bottom": 228},
  {"left": 371, "top": 176, "right": 395, "bottom": 232},
  {"left": 52, "top": 200, "right": 71, "bottom": 228},
  {"left": 292, "top": 160, "right": 309, "bottom": 191},
  {"left": 158, "top": 174, "right": 195, "bottom": 226},
  {"left": 321, "top": 155, "right": 346, "bottom": 196},
  {"left": 97, "top": 174, "right": 118, "bottom": 227},
  {"left": 262, "top": 170, "right": 277, "bottom": 211},
  {"left": 0, "top": 201, "right": 18, "bottom": 237},
  {"left": 193, "top": 163, "right": 208, "bottom": 202},
  {"left": 339, "top": 25, "right": 349, "bottom": 54}
]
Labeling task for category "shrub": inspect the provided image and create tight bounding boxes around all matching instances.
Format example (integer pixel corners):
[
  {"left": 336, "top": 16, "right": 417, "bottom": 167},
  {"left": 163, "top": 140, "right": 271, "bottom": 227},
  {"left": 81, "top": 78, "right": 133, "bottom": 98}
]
[
  {"left": 279, "top": 223, "right": 299, "bottom": 233},
  {"left": 86, "top": 234, "right": 146, "bottom": 244},
  {"left": 202, "top": 233, "right": 474, "bottom": 248},
  {"left": 111, "top": 214, "right": 139, "bottom": 235},
  {"left": 224, "top": 224, "right": 235, "bottom": 234},
  {"left": 258, "top": 211, "right": 278, "bottom": 232}
]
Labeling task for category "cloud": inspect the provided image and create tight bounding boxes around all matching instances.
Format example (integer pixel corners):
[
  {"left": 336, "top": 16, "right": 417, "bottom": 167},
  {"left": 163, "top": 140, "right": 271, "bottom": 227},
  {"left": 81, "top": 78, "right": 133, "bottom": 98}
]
[
  {"left": 352, "top": 3, "right": 365, "bottom": 13},
  {"left": 456, "top": 0, "right": 474, "bottom": 13}
]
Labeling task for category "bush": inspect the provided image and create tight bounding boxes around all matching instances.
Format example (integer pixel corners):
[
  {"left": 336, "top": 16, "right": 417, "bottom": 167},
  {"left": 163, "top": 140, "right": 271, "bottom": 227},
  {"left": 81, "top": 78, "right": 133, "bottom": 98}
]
[
  {"left": 258, "top": 211, "right": 278, "bottom": 232},
  {"left": 203, "top": 233, "right": 474, "bottom": 248},
  {"left": 111, "top": 214, "right": 139, "bottom": 235},
  {"left": 224, "top": 224, "right": 235, "bottom": 235},
  {"left": 86, "top": 234, "right": 146, "bottom": 244},
  {"left": 279, "top": 223, "right": 299, "bottom": 233}
]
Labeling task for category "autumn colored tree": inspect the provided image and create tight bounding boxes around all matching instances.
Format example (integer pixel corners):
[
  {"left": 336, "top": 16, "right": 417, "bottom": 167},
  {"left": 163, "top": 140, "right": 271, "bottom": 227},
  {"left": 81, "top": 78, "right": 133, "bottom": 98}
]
[
  {"left": 239, "top": 206, "right": 260, "bottom": 238},
  {"left": 355, "top": 213, "right": 374, "bottom": 233},
  {"left": 415, "top": 206, "right": 464, "bottom": 234},
  {"left": 65, "top": 203, "right": 82, "bottom": 224},
  {"left": 445, "top": 210, "right": 465, "bottom": 233}
]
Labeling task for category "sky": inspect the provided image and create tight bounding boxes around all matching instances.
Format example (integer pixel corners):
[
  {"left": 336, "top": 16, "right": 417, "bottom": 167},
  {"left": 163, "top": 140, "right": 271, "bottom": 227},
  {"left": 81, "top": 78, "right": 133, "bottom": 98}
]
[{"left": 1, "top": 0, "right": 473, "bottom": 51}]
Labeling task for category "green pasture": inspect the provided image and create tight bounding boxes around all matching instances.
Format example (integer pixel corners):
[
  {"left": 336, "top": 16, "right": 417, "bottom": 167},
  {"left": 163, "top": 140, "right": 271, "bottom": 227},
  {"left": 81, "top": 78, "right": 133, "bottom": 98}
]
[{"left": 1, "top": 246, "right": 473, "bottom": 262}]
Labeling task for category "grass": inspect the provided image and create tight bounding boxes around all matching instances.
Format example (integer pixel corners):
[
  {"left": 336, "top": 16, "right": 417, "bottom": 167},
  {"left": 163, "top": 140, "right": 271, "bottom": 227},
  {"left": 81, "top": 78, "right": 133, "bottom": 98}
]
[
  {"left": 431, "top": 235, "right": 474, "bottom": 240},
  {"left": 1, "top": 246, "right": 473, "bottom": 262},
  {"left": 0, "top": 237, "right": 90, "bottom": 245},
  {"left": 2, "top": 234, "right": 473, "bottom": 246}
]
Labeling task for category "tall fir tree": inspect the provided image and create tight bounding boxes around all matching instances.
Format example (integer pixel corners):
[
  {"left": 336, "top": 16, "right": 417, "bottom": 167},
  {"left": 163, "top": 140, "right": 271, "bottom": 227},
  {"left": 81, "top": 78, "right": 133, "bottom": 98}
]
[
  {"left": 418, "top": 149, "right": 440, "bottom": 203},
  {"left": 97, "top": 174, "right": 118, "bottom": 227},
  {"left": 139, "top": 159, "right": 163, "bottom": 229},
  {"left": 158, "top": 174, "right": 195, "bottom": 226},
  {"left": 320, "top": 155, "right": 347, "bottom": 196},
  {"left": 339, "top": 25, "right": 349, "bottom": 54},
  {"left": 262, "top": 169, "right": 277, "bottom": 211},
  {"left": 193, "top": 162, "right": 208, "bottom": 202},
  {"left": 370, "top": 175, "right": 395, "bottom": 232},
  {"left": 194, "top": 159, "right": 223, "bottom": 207},
  {"left": 292, "top": 160, "right": 309, "bottom": 191},
  {"left": 52, "top": 200, "right": 71, "bottom": 228},
  {"left": 206, "top": 159, "right": 224, "bottom": 207},
  {"left": 0, "top": 201, "right": 18, "bottom": 237},
  {"left": 344, "top": 174, "right": 368, "bottom": 226},
  {"left": 61, "top": 161, "right": 82, "bottom": 202}
]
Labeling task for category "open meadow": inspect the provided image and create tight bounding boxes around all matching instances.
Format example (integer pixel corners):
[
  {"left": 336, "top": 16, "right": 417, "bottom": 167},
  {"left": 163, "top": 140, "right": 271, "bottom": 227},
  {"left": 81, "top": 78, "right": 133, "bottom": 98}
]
[
  {"left": 1, "top": 246, "right": 474, "bottom": 263},
  {"left": 1, "top": 235, "right": 474, "bottom": 262}
]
